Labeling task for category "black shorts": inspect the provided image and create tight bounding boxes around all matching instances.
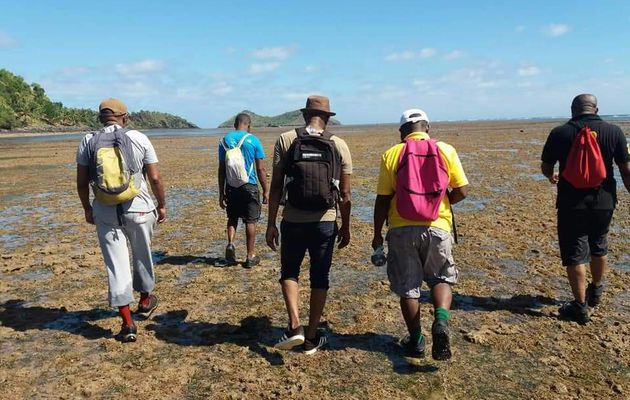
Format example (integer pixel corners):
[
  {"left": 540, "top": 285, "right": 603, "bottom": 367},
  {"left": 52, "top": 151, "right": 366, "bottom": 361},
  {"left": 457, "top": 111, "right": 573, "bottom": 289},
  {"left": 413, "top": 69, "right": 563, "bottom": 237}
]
[
  {"left": 280, "top": 220, "right": 338, "bottom": 289},
  {"left": 557, "top": 208, "right": 614, "bottom": 266},
  {"left": 226, "top": 184, "right": 260, "bottom": 223}
]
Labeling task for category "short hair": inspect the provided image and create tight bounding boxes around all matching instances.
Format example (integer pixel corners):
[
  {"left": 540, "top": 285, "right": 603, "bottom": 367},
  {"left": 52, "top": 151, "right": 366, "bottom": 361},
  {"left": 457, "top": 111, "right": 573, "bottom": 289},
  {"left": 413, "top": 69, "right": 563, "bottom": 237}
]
[
  {"left": 400, "top": 120, "right": 429, "bottom": 135},
  {"left": 234, "top": 113, "right": 251, "bottom": 128}
]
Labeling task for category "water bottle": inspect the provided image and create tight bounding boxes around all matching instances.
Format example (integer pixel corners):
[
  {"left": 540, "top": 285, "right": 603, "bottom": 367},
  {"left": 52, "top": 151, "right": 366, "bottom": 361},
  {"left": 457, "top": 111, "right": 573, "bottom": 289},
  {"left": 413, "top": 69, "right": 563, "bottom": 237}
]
[{"left": 371, "top": 245, "right": 387, "bottom": 266}]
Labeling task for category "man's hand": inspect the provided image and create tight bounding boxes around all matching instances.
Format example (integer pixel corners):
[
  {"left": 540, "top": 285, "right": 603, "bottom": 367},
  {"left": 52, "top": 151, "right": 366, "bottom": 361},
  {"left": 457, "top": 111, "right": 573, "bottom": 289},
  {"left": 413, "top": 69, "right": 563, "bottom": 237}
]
[
  {"left": 371, "top": 233, "right": 383, "bottom": 250},
  {"left": 262, "top": 191, "right": 269, "bottom": 205},
  {"left": 266, "top": 225, "right": 279, "bottom": 251},
  {"left": 157, "top": 206, "right": 167, "bottom": 223},
  {"left": 549, "top": 173, "right": 559, "bottom": 184},
  {"left": 219, "top": 193, "right": 227, "bottom": 209},
  {"left": 337, "top": 225, "right": 350, "bottom": 249},
  {"left": 84, "top": 207, "right": 94, "bottom": 225}
]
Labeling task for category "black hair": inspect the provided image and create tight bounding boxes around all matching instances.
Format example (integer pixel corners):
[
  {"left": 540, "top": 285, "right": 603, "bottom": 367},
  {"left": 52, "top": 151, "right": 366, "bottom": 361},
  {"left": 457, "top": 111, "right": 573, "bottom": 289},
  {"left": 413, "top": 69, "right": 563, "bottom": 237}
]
[{"left": 234, "top": 113, "right": 251, "bottom": 129}]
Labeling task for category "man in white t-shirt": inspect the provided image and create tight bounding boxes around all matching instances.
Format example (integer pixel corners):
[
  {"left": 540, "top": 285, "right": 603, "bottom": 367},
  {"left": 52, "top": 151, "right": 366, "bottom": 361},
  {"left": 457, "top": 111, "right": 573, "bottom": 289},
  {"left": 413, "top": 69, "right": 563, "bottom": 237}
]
[{"left": 76, "top": 98, "right": 166, "bottom": 342}]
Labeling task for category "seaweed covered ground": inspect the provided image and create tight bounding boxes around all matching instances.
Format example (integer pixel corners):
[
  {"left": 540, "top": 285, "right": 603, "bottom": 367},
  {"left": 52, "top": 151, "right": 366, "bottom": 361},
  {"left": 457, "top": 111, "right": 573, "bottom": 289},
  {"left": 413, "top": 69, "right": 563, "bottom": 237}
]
[{"left": 0, "top": 121, "right": 628, "bottom": 399}]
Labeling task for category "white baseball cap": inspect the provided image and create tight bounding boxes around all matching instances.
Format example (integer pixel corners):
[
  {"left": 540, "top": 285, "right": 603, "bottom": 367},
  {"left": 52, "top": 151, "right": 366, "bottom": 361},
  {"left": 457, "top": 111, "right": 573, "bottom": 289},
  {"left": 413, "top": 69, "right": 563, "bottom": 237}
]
[{"left": 399, "top": 108, "right": 430, "bottom": 127}]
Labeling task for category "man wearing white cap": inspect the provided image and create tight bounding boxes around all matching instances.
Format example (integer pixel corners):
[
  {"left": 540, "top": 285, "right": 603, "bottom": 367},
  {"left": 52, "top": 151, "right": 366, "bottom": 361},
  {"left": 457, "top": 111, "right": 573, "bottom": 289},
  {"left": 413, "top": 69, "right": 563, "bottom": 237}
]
[{"left": 372, "top": 109, "right": 468, "bottom": 362}]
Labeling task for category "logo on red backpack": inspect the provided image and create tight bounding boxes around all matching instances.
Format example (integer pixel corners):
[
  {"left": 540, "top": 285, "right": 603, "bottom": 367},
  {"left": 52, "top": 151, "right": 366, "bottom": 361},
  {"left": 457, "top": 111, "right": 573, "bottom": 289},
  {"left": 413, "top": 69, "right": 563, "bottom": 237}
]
[{"left": 562, "top": 125, "right": 607, "bottom": 189}]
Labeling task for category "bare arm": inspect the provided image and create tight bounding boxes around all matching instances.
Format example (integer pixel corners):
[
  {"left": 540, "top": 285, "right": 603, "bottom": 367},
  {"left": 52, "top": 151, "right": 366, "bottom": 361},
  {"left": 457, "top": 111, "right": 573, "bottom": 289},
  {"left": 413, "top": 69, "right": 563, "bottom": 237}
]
[
  {"left": 218, "top": 162, "right": 227, "bottom": 209},
  {"left": 541, "top": 162, "right": 559, "bottom": 184},
  {"left": 372, "top": 194, "right": 393, "bottom": 250},
  {"left": 265, "top": 165, "right": 284, "bottom": 251},
  {"left": 337, "top": 173, "right": 352, "bottom": 249},
  {"left": 619, "top": 161, "right": 630, "bottom": 194},
  {"left": 448, "top": 184, "right": 469, "bottom": 205},
  {"left": 76, "top": 164, "right": 93, "bottom": 224},
  {"left": 145, "top": 163, "right": 166, "bottom": 223},
  {"left": 255, "top": 158, "right": 269, "bottom": 204}
]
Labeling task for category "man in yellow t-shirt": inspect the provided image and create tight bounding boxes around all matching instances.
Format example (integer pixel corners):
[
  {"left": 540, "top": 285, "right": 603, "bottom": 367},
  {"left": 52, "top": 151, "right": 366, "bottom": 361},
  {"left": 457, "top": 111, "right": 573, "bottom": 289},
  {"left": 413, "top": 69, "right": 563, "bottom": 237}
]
[{"left": 372, "top": 108, "right": 468, "bottom": 362}]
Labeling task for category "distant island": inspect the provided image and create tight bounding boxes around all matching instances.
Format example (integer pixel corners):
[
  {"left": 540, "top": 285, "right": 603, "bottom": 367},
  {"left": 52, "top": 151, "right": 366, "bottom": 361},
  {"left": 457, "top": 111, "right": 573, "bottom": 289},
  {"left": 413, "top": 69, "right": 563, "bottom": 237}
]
[
  {"left": 0, "top": 69, "right": 198, "bottom": 132},
  {"left": 218, "top": 110, "right": 341, "bottom": 128}
]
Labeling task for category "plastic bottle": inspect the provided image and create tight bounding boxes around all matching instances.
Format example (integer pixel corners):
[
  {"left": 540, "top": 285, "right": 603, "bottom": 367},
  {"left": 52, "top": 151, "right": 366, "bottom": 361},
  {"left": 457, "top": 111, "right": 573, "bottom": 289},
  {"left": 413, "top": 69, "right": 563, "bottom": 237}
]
[{"left": 371, "top": 245, "right": 387, "bottom": 266}]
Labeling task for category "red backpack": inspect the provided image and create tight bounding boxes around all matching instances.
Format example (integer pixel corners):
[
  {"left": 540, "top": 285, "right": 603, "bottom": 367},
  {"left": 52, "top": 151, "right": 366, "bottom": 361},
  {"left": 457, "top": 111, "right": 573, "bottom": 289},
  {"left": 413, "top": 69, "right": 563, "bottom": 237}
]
[
  {"left": 396, "top": 139, "right": 449, "bottom": 221},
  {"left": 562, "top": 125, "right": 606, "bottom": 189}
]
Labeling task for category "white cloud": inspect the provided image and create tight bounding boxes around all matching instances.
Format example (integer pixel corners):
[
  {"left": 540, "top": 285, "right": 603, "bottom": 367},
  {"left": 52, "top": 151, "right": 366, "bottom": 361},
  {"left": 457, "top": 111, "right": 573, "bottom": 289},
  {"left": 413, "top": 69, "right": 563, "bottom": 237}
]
[
  {"left": 545, "top": 24, "right": 569, "bottom": 37},
  {"left": 385, "top": 48, "right": 435, "bottom": 62},
  {"left": 419, "top": 48, "right": 436, "bottom": 58},
  {"left": 59, "top": 66, "right": 90, "bottom": 76},
  {"left": 211, "top": 82, "right": 233, "bottom": 96},
  {"left": 444, "top": 50, "right": 465, "bottom": 60},
  {"left": 115, "top": 59, "right": 165, "bottom": 76},
  {"left": 248, "top": 62, "right": 280, "bottom": 74},
  {"left": 0, "top": 32, "right": 16, "bottom": 48},
  {"left": 251, "top": 46, "right": 295, "bottom": 61},
  {"left": 517, "top": 66, "right": 541, "bottom": 77},
  {"left": 305, "top": 65, "right": 320, "bottom": 73}
]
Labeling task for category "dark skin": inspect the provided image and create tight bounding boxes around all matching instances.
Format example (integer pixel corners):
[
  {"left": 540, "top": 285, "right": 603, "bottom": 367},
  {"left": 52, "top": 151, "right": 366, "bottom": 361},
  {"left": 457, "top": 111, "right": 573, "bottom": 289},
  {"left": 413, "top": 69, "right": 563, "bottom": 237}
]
[
  {"left": 77, "top": 112, "right": 167, "bottom": 224},
  {"left": 266, "top": 111, "right": 351, "bottom": 251}
]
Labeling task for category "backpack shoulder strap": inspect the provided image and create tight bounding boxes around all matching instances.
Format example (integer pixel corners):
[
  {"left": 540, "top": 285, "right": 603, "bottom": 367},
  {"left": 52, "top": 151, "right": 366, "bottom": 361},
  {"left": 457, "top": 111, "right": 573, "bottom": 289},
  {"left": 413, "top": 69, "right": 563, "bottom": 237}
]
[
  {"left": 295, "top": 127, "right": 308, "bottom": 138},
  {"left": 236, "top": 133, "right": 251, "bottom": 149},
  {"left": 320, "top": 130, "right": 333, "bottom": 140}
]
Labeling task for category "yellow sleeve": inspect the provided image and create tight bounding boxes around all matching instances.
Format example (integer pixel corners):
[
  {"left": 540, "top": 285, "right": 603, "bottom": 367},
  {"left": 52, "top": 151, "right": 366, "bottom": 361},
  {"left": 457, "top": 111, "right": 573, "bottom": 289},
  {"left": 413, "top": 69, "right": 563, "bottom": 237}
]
[
  {"left": 376, "top": 150, "right": 396, "bottom": 195},
  {"left": 438, "top": 142, "right": 469, "bottom": 189}
]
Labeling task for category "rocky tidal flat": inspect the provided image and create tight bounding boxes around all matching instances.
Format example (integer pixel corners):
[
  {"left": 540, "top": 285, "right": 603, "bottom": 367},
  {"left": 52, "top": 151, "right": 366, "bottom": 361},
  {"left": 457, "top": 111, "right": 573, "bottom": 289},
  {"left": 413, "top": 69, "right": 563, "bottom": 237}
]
[{"left": 0, "top": 121, "right": 628, "bottom": 399}]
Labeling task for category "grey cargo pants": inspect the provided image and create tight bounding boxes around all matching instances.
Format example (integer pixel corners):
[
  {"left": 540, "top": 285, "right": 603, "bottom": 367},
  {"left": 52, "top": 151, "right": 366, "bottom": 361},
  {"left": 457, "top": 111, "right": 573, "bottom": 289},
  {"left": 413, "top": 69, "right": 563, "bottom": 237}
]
[{"left": 94, "top": 209, "right": 157, "bottom": 307}]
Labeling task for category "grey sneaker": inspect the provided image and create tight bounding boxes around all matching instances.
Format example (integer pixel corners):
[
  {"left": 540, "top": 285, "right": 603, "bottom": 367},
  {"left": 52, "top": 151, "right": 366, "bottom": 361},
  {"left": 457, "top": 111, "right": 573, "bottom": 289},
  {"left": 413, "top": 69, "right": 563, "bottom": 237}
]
[
  {"left": 225, "top": 244, "right": 236, "bottom": 265},
  {"left": 558, "top": 300, "right": 589, "bottom": 325},
  {"left": 243, "top": 255, "right": 260, "bottom": 269},
  {"left": 303, "top": 333, "right": 328, "bottom": 355},
  {"left": 274, "top": 326, "right": 305, "bottom": 350},
  {"left": 136, "top": 294, "right": 159, "bottom": 320},
  {"left": 399, "top": 334, "right": 426, "bottom": 361},
  {"left": 586, "top": 282, "right": 604, "bottom": 307},
  {"left": 431, "top": 320, "right": 452, "bottom": 360}
]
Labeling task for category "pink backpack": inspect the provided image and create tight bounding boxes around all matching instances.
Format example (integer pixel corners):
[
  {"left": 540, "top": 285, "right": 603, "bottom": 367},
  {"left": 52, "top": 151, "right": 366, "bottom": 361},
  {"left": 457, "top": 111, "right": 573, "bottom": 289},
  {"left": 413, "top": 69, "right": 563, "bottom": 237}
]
[{"left": 396, "top": 139, "right": 449, "bottom": 221}]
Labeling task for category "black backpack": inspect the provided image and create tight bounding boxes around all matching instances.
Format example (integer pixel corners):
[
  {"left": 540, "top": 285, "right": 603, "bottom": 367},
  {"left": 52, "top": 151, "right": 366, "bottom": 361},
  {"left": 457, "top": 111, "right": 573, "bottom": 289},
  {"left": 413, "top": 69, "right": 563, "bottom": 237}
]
[{"left": 284, "top": 127, "right": 341, "bottom": 211}]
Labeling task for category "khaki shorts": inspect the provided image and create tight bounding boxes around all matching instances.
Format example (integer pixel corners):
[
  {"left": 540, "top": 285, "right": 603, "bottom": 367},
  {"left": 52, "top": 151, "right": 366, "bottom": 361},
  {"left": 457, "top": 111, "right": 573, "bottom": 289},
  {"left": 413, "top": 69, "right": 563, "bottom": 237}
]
[{"left": 386, "top": 226, "right": 458, "bottom": 299}]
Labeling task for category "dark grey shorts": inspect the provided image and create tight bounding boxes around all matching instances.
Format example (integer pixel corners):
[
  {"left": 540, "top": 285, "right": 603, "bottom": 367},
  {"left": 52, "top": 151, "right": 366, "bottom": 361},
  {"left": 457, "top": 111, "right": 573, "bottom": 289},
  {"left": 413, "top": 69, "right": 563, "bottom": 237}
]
[
  {"left": 557, "top": 208, "right": 613, "bottom": 266},
  {"left": 226, "top": 184, "right": 260, "bottom": 224},
  {"left": 386, "top": 226, "right": 458, "bottom": 299}
]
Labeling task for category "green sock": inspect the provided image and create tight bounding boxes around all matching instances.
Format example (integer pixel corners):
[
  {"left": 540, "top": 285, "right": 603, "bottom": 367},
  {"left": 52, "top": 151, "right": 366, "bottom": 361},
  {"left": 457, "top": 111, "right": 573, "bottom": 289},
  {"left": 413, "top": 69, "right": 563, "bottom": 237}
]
[
  {"left": 410, "top": 328, "right": 423, "bottom": 343},
  {"left": 435, "top": 307, "right": 450, "bottom": 321}
]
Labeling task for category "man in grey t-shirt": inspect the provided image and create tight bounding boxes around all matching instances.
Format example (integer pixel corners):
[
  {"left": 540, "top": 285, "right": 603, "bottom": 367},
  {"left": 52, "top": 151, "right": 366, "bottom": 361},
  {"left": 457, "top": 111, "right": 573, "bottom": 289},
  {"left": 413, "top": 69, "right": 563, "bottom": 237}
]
[{"left": 76, "top": 98, "right": 166, "bottom": 342}]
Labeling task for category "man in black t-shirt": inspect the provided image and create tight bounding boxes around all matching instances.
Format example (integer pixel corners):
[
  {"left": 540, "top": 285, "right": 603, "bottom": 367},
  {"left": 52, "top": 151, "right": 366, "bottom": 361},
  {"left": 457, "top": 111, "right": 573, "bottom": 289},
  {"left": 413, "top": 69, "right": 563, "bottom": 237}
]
[{"left": 541, "top": 94, "right": 630, "bottom": 324}]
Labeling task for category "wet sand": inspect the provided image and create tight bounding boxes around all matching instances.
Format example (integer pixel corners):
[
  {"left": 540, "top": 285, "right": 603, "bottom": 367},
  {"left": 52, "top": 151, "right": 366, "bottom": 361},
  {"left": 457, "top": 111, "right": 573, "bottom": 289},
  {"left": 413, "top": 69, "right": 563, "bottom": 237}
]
[{"left": 0, "top": 121, "right": 628, "bottom": 399}]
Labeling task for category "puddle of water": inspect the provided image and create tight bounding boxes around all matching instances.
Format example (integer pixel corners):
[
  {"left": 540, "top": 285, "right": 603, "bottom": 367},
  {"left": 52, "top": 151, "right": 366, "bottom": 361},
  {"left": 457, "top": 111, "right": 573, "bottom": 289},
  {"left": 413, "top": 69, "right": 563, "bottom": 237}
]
[
  {"left": 168, "top": 187, "right": 217, "bottom": 218},
  {"left": 178, "top": 267, "right": 202, "bottom": 285},
  {"left": 1, "top": 268, "right": 54, "bottom": 282},
  {"left": 480, "top": 148, "right": 519, "bottom": 153},
  {"left": 499, "top": 259, "right": 527, "bottom": 278},
  {"left": 517, "top": 173, "right": 547, "bottom": 182},
  {"left": 0, "top": 234, "right": 27, "bottom": 249},
  {"left": 453, "top": 196, "right": 489, "bottom": 213}
]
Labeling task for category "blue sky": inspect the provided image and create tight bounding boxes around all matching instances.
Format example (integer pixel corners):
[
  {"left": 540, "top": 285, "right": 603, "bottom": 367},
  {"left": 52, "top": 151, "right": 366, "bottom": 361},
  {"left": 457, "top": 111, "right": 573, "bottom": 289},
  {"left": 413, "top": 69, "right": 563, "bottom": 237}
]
[{"left": 1, "top": 0, "right": 629, "bottom": 127}]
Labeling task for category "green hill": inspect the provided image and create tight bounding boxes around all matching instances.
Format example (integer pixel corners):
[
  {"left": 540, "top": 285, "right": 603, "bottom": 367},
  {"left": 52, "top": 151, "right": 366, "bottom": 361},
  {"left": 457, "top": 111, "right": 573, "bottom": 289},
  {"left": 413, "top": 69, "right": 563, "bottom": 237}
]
[
  {"left": 218, "top": 109, "right": 341, "bottom": 128},
  {"left": 0, "top": 69, "right": 198, "bottom": 131}
]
